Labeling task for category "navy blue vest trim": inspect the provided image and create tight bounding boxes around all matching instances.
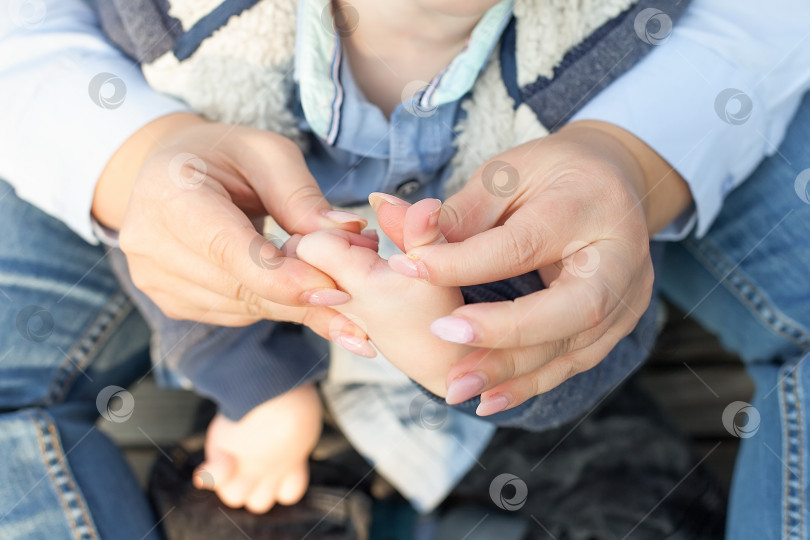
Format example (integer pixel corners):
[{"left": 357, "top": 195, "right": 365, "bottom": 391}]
[
  {"left": 173, "top": 0, "right": 263, "bottom": 61},
  {"left": 521, "top": 0, "right": 691, "bottom": 132}
]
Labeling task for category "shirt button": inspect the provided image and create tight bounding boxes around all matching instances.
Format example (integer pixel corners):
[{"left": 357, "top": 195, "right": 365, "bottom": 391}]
[{"left": 395, "top": 179, "right": 420, "bottom": 198}]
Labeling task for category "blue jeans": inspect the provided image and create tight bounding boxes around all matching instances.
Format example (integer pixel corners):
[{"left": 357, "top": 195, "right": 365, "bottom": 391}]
[
  {"left": 658, "top": 91, "right": 810, "bottom": 540},
  {"left": 0, "top": 184, "right": 157, "bottom": 539},
  {"left": 1, "top": 91, "right": 809, "bottom": 538}
]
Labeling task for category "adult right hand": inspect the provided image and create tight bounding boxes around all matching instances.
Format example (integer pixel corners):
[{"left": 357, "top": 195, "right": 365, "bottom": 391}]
[{"left": 93, "top": 112, "right": 374, "bottom": 353}]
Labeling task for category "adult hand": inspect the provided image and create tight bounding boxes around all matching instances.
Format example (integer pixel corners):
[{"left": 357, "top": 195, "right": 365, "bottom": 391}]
[
  {"left": 377, "top": 121, "right": 692, "bottom": 414},
  {"left": 94, "top": 113, "right": 374, "bottom": 353}
]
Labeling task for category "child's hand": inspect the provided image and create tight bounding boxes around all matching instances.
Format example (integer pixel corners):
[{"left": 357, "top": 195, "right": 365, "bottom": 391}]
[{"left": 194, "top": 384, "right": 323, "bottom": 513}]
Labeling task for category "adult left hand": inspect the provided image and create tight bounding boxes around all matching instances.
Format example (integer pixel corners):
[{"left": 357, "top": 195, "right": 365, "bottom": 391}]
[{"left": 374, "top": 121, "right": 692, "bottom": 415}]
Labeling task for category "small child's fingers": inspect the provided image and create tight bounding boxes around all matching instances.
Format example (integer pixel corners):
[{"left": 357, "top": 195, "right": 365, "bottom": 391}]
[
  {"left": 197, "top": 450, "right": 236, "bottom": 490},
  {"left": 216, "top": 476, "right": 257, "bottom": 508},
  {"left": 403, "top": 198, "right": 446, "bottom": 252},
  {"left": 275, "top": 465, "right": 310, "bottom": 505},
  {"left": 244, "top": 478, "right": 278, "bottom": 514},
  {"left": 369, "top": 192, "right": 410, "bottom": 251}
]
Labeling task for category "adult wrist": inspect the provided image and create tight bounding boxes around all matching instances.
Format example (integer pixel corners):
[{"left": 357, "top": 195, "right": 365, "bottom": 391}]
[
  {"left": 561, "top": 120, "right": 693, "bottom": 236},
  {"left": 91, "top": 112, "right": 207, "bottom": 230}
]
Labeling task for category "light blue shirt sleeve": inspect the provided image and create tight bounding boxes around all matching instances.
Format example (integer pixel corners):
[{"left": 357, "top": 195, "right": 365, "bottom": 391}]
[
  {"left": 571, "top": 0, "right": 810, "bottom": 240},
  {"left": 0, "top": 0, "right": 190, "bottom": 244}
]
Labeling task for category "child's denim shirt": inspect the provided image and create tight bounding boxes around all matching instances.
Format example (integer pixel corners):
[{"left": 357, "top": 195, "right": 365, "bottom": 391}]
[{"left": 293, "top": 0, "right": 514, "bottom": 205}]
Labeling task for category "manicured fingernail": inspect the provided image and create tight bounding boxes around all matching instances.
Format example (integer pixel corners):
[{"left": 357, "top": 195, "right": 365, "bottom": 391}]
[
  {"left": 301, "top": 289, "right": 351, "bottom": 306},
  {"left": 430, "top": 316, "right": 474, "bottom": 344},
  {"left": 369, "top": 192, "right": 410, "bottom": 211},
  {"left": 361, "top": 228, "right": 379, "bottom": 242},
  {"left": 446, "top": 372, "right": 487, "bottom": 404},
  {"left": 323, "top": 210, "right": 368, "bottom": 226},
  {"left": 388, "top": 254, "right": 428, "bottom": 279},
  {"left": 334, "top": 334, "right": 377, "bottom": 358},
  {"left": 476, "top": 394, "right": 511, "bottom": 416}
]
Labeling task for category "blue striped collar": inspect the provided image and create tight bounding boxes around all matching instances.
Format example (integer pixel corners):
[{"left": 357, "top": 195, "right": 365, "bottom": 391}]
[{"left": 294, "top": 0, "right": 513, "bottom": 144}]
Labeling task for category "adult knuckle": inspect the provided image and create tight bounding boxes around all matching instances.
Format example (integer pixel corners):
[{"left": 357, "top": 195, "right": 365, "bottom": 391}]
[
  {"left": 206, "top": 228, "right": 234, "bottom": 269},
  {"left": 503, "top": 226, "right": 537, "bottom": 273},
  {"left": 581, "top": 282, "right": 610, "bottom": 328}
]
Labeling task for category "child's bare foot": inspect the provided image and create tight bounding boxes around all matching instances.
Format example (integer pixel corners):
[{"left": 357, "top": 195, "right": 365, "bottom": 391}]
[
  {"left": 296, "top": 199, "right": 470, "bottom": 397},
  {"left": 195, "top": 384, "right": 322, "bottom": 513}
]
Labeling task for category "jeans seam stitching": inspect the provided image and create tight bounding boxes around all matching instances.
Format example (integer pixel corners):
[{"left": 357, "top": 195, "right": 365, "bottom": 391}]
[
  {"left": 30, "top": 410, "right": 99, "bottom": 540},
  {"left": 683, "top": 237, "right": 810, "bottom": 351},
  {"left": 780, "top": 361, "right": 805, "bottom": 539},
  {"left": 44, "top": 292, "right": 133, "bottom": 406}
]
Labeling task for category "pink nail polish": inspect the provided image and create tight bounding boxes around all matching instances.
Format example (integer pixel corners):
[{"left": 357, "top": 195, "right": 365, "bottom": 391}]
[
  {"left": 430, "top": 316, "right": 474, "bottom": 344},
  {"left": 476, "top": 395, "right": 511, "bottom": 416},
  {"left": 334, "top": 334, "right": 377, "bottom": 358},
  {"left": 368, "top": 192, "right": 410, "bottom": 211},
  {"left": 445, "top": 372, "right": 487, "bottom": 404},
  {"left": 301, "top": 289, "right": 351, "bottom": 306},
  {"left": 388, "top": 254, "right": 428, "bottom": 279},
  {"left": 323, "top": 210, "right": 368, "bottom": 226}
]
